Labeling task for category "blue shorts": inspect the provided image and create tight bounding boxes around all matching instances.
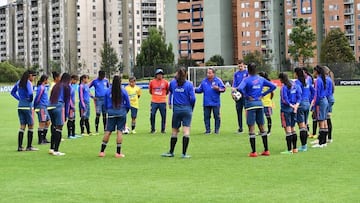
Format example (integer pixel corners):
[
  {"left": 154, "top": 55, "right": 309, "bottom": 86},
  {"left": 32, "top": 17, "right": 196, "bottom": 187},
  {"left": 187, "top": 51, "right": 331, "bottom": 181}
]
[
  {"left": 264, "top": 107, "right": 272, "bottom": 117},
  {"left": 297, "top": 102, "right": 310, "bottom": 123},
  {"left": 246, "top": 108, "right": 264, "bottom": 126},
  {"left": 281, "top": 111, "right": 296, "bottom": 128},
  {"left": 79, "top": 102, "right": 90, "bottom": 119},
  {"left": 36, "top": 107, "right": 50, "bottom": 122},
  {"left": 48, "top": 103, "right": 65, "bottom": 126},
  {"left": 18, "top": 109, "right": 34, "bottom": 125},
  {"left": 106, "top": 115, "right": 126, "bottom": 132},
  {"left": 327, "top": 101, "right": 334, "bottom": 114},
  {"left": 130, "top": 107, "right": 138, "bottom": 118},
  {"left": 172, "top": 106, "right": 193, "bottom": 128},
  {"left": 95, "top": 97, "right": 106, "bottom": 114},
  {"left": 315, "top": 98, "right": 328, "bottom": 121}
]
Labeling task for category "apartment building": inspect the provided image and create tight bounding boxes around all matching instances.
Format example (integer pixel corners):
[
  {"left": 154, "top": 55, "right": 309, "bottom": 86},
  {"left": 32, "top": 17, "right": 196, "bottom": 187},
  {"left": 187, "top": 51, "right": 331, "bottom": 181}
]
[
  {"left": 0, "top": 3, "right": 13, "bottom": 62},
  {"left": 165, "top": 0, "right": 233, "bottom": 65}
]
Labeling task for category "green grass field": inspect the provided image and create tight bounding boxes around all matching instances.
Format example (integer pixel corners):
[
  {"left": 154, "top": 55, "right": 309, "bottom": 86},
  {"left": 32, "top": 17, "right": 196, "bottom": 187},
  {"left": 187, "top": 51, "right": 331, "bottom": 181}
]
[{"left": 0, "top": 86, "right": 359, "bottom": 202}]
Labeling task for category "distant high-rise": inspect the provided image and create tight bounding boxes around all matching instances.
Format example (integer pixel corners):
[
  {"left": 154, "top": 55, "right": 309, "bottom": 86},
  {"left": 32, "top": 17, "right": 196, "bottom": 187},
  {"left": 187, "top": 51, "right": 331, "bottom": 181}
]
[{"left": 165, "top": 0, "right": 233, "bottom": 65}]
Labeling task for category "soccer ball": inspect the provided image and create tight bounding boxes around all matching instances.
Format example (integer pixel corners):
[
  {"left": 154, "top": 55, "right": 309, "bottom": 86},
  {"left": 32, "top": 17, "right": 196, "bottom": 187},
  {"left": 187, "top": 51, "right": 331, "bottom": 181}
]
[
  {"left": 232, "top": 91, "right": 242, "bottom": 101},
  {"left": 122, "top": 127, "right": 130, "bottom": 134}
]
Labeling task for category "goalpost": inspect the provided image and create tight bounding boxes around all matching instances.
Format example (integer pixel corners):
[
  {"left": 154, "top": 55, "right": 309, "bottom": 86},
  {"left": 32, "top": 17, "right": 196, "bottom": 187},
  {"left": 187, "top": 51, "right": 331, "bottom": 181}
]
[{"left": 187, "top": 65, "right": 238, "bottom": 87}]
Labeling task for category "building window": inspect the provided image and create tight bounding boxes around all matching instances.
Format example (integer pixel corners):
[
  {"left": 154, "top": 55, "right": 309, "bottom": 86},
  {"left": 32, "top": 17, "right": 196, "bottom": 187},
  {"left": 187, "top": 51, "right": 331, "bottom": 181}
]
[
  {"left": 255, "top": 31, "right": 260, "bottom": 37},
  {"left": 93, "top": 34, "right": 96, "bottom": 38},
  {"left": 357, "top": 3, "right": 360, "bottom": 10},
  {"left": 93, "top": 5, "right": 96, "bottom": 10},
  {"left": 255, "top": 11, "right": 259, "bottom": 18},
  {"left": 93, "top": 48, "right": 96, "bottom": 53},
  {"left": 254, "top": 2, "right": 259, "bottom": 8},
  {"left": 92, "top": 12, "right": 96, "bottom": 17},
  {"left": 93, "top": 27, "right": 96, "bottom": 31},
  {"left": 94, "top": 62, "right": 97, "bottom": 67},
  {"left": 256, "top": 41, "right": 260, "bottom": 47},
  {"left": 93, "top": 41, "right": 96, "bottom": 46}
]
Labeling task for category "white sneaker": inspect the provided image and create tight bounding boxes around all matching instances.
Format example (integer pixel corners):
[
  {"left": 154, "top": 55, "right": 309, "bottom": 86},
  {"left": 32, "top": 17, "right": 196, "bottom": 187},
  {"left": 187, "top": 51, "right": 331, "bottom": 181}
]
[
  {"left": 327, "top": 139, "right": 333, "bottom": 143},
  {"left": 311, "top": 139, "right": 319, "bottom": 145},
  {"left": 312, "top": 144, "right": 322, "bottom": 148},
  {"left": 52, "top": 151, "right": 66, "bottom": 156},
  {"left": 48, "top": 149, "right": 54, "bottom": 154}
]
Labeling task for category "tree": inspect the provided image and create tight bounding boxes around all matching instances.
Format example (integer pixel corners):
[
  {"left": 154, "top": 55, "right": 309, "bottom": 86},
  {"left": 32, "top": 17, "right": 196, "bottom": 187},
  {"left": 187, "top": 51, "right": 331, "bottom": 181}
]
[
  {"left": 206, "top": 55, "right": 224, "bottom": 66},
  {"left": 136, "top": 27, "right": 174, "bottom": 77},
  {"left": 243, "top": 50, "right": 271, "bottom": 73},
  {"left": 288, "top": 18, "right": 316, "bottom": 66},
  {"left": 320, "top": 28, "right": 355, "bottom": 63},
  {"left": 100, "top": 42, "right": 119, "bottom": 78}
]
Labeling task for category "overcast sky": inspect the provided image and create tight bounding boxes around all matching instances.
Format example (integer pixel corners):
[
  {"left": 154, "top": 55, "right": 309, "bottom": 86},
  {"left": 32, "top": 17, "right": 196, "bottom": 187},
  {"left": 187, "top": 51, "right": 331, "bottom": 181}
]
[{"left": 0, "top": 0, "right": 7, "bottom": 7}]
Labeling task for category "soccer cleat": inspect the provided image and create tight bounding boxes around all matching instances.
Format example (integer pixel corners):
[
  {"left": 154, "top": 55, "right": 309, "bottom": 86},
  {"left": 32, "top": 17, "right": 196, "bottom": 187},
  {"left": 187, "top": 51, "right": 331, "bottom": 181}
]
[
  {"left": 181, "top": 154, "right": 191, "bottom": 158},
  {"left": 161, "top": 152, "right": 174, "bottom": 157},
  {"left": 75, "top": 135, "right": 83, "bottom": 138},
  {"left": 150, "top": 130, "right": 156, "bottom": 134},
  {"left": 248, "top": 152, "right": 258, "bottom": 157},
  {"left": 82, "top": 133, "right": 89, "bottom": 137},
  {"left": 292, "top": 148, "right": 298, "bottom": 153},
  {"left": 313, "top": 134, "right": 319, "bottom": 139},
  {"left": 214, "top": 130, "right": 219, "bottom": 134},
  {"left": 267, "top": 132, "right": 271, "bottom": 136},
  {"left": 92, "top": 132, "right": 99, "bottom": 136},
  {"left": 312, "top": 143, "right": 326, "bottom": 148},
  {"left": 68, "top": 136, "right": 76, "bottom": 139},
  {"left": 327, "top": 139, "right": 333, "bottom": 143},
  {"left": 261, "top": 150, "right": 270, "bottom": 156},
  {"left": 204, "top": 131, "right": 211, "bottom": 135},
  {"left": 26, "top": 147, "right": 39, "bottom": 151},
  {"left": 280, "top": 150, "right": 293, "bottom": 155},
  {"left": 17, "top": 147, "right": 25, "bottom": 152},
  {"left": 298, "top": 145, "right": 308, "bottom": 152},
  {"left": 98, "top": 152, "right": 105, "bottom": 157},
  {"left": 237, "top": 129, "right": 243, "bottom": 134},
  {"left": 310, "top": 139, "right": 319, "bottom": 145},
  {"left": 161, "top": 130, "right": 166, "bottom": 134},
  {"left": 48, "top": 149, "right": 54, "bottom": 154},
  {"left": 131, "top": 130, "right": 136, "bottom": 134},
  {"left": 115, "top": 153, "right": 125, "bottom": 158},
  {"left": 41, "top": 139, "right": 50, "bottom": 144},
  {"left": 52, "top": 151, "right": 66, "bottom": 156},
  {"left": 308, "top": 134, "right": 314, "bottom": 138}
]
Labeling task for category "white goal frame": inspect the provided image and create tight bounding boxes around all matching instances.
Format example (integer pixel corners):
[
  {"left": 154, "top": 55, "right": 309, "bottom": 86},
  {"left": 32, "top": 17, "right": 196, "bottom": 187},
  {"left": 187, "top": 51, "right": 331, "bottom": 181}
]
[{"left": 187, "top": 65, "right": 238, "bottom": 87}]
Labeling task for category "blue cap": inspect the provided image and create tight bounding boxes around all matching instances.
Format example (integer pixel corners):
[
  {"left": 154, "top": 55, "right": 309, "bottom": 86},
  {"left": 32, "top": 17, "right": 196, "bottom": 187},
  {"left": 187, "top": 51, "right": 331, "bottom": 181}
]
[{"left": 155, "top": 69, "right": 164, "bottom": 75}]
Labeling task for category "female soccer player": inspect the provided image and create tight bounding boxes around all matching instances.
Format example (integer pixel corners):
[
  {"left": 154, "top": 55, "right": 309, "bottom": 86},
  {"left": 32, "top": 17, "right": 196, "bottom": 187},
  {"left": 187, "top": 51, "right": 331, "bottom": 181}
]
[
  {"left": 294, "top": 68, "right": 314, "bottom": 152},
  {"left": 79, "top": 75, "right": 93, "bottom": 136},
  {"left": 67, "top": 75, "right": 79, "bottom": 139},
  {"left": 125, "top": 76, "right": 142, "bottom": 134},
  {"left": 279, "top": 72, "right": 301, "bottom": 154},
  {"left": 11, "top": 70, "right": 38, "bottom": 151},
  {"left": 259, "top": 71, "right": 274, "bottom": 135},
  {"left": 98, "top": 75, "right": 130, "bottom": 158},
  {"left": 237, "top": 63, "right": 276, "bottom": 157},
  {"left": 311, "top": 65, "right": 329, "bottom": 148},
  {"left": 48, "top": 73, "right": 71, "bottom": 156},
  {"left": 323, "top": 66, "right": 335, "bottom": 143},
  {"left": 162, "top": 68, "right": 196, "bottom": 158},
  {"left": 34, "top": 74, "right": 51, "bottom": 144}
]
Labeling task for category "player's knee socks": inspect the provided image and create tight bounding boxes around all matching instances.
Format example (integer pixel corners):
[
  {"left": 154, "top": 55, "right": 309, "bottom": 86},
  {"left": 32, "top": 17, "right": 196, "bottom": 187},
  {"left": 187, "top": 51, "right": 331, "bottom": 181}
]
[
  {"left": 102, "top": 113, "right": 107, "bottom": 130},
  {"left": 267, "top": 117, "right": 272, "bottom": 133},
  {"left": 327, "top": 119, "right": 332, "bottom": 140},
  {"left": 291, "top": 132, "right": 297, "bottom": 149},
  {"left": 318, "top": 129, "right": 326, "bottom": 145},
  {"left": 312, "top": 120, "right": 317, "bottom": 135},
  {"left": 54, "top": 129, "right": 62, "bottom": 151},
  {"left": 169, "top": 136, "right": 177, "bottom": 154},
  {"left": 116, "top": 143, "right": 122, "bottom": 154},
  {"left": 50, "top": 126, "right": 55, "bottom": 150},
  {"left": 131, "top": 121, "right": 136, "bottom": 130},
  {"left": 85, "top": 119, "right": 90, "bottom": 134},
  {"left": 182, "top": 136, "right": 190, "bottom": 155},
  {"left": 27, "top": 129, "right": 34, "bottom": 148},
  {"left": 71, "top": 120, "right": 76, "bottom": 136},
  {"left": 261, "top": 132, "right": 268, "bottom": 151},
  {"left": 95, "top": 114, "right": 100, "bottom": 132},
  {"left": 100, "top": 141, "right": 108, "bottom": 152},
  {"left": 80, "top": 119, "right": 84, "bottom": 134},
  {"left": 300, "top": 128, "right": 308, "bottom": 146},
  {"left": 38, "top": 128, "right": 44, "bottom": 144},
  {"left": 43, "top": 127, "right": 48, "bottom": 140},
  {"left": 18, "top": 129, "right": 24, "bottom": 148},
  {"left": 249, "top": 134, "right": 256, "bottom": 153},
  {"left": 67, "top": 121, "right": 72, "bottom": 136},
  {"left": 286, "top": 133, "right": 292, "bottom": 151}
]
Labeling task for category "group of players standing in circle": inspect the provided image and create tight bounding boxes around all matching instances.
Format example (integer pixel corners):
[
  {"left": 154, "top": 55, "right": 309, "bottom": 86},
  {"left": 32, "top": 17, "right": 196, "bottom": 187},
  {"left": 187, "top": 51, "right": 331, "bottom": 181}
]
[{"left": 10, "top": 60, "right": 334, "bottom": 158}]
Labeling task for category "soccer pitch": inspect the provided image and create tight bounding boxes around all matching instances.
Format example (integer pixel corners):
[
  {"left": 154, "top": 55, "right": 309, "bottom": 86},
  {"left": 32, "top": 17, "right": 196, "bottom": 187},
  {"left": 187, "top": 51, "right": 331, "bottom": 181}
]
[{"left": 0, "top": 86, "right": 359, "bottom": 202}]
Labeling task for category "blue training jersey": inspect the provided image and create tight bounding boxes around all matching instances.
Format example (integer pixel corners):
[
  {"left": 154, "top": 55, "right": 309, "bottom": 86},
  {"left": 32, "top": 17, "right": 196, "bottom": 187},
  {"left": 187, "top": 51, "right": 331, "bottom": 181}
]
[
  {"left": 34, "top": 84, "right": 49, "bottom": 108},
  {"left": 326, "top": 76, "right": 335, "bottom": 103},
  {"left": 89, "top": 78, "right": 110, "bottom": 98},
  {"left": 313, "top": 77, "right": 327, "bottom": 105},
  {"left": 280, "top": 81, "right": 302, "bottom": 113},
  {"left": 104, "top": 88, "right": 130, "bottom": 115},
  {"left": 238, "top": 75, "right": 276, "bottom": 109},
  {"left": 70, "top": 84, "right": 76, "bottom": 110},
  {"left": 195, "top": 76, "right": 225, "bottom": 106},
  {"left": 169, "top": 79, "right": 196, "bottom": 107},
  {"left": 232, "top": 69, "right": 248, "bottom": 88},
  {"left": 295, "top": 79, "right": 313, "bottom": 103},
  {"left": 11, "top": 80, "right": 33, "bottom": 108},
  {"left": 79, "top": 83, "right": 91, "bottom": 109}
]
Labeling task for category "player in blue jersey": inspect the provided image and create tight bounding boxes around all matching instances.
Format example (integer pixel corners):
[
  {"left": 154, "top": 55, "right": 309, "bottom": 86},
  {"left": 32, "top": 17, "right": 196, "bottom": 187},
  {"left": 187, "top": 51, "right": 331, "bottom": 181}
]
[
  {"left": 89, "top": 70, "right": 110, "bottom": 134},
  {"left": 311, "top": 65, "right": 329, "bottom": 148},
  {"left": 98, "top": 75, "right": 130, "bottom": 158},
  {"left": 67, "top": 75, "right": 79, "bottom": 139},
  {"left": 162, "top": 68, "right": 196, "bottom": 158},
  {"left": 11, "top": 70, "right": 38, "bottom": 151},
  {"left": 79, "top": 75, "right": 93, "bottom": 136},
  {"left": 195, "top": 68, "right": 226, "bottom": 134},
  {"left": 48, "top": 73, "right": 71, "bottom": 156},
  {"left": 279, "top": 72, "right": 302, "bottom": 154},
  {"left": 294, "top": 68, "right": 315, "bottom": 152},
  {"left": 324, "top": 66, "right": 335, "bottom": 143},
  {"left": 34, "top": 74, "right": 51, "bottom": 144},
  {"left": 237, "top": 63, "right": 276, "bottom": 157},
  {"left": 232, "top": 60, "right": 248, "bottom": 133}
]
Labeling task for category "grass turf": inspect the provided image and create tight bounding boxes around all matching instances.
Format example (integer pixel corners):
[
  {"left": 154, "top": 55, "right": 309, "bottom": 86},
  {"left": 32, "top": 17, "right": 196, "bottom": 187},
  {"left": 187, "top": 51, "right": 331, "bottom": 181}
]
[{"left": 0, "top": 86, "right": 359, "bottom": 202}]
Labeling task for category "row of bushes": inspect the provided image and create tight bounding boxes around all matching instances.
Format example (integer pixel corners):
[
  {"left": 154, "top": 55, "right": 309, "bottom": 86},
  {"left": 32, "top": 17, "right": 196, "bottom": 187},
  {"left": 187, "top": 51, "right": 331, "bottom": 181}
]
[{"left": 0, "top": 62, "right": 26, "bottom": 83}]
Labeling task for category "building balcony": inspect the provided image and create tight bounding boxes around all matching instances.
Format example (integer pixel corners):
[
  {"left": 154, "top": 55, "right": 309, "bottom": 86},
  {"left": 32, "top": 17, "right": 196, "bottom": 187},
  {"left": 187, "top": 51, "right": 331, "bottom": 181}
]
[
  {"left": 191, "top": 42, "right": 204, "bottom": 50},
  {"left": 260, "top": 16, "right": 268, "bottom": 21},
  {"left": 142, "top": 6, "right": 156, "bottom": 11},
  {"left": 177, "top": 3, "right": 191, "bottom": 11},
  {"left": 261, "top": 34, "right": 269, "bottom": 40},
  {"left": 344, "top": 8, "right": 354, "bottom": 14},
  {"left": 344, "top": 0, "right": 354, "bottom": 4},
  {"left": 344, "top": 19, "right": 354, "bottom": 25},
  {"left": 191, "top": 52, "right": 204, "bottom": 61},
  {"left": 292, "top": 3, "right": 297, "bottom": 8},
  {"left": 345, "top": 30, "right": 354, "bottom": 35},
  {"left": 191, "top": 32, "right": 203, "bottom": 39},
  {"left": 178, "top": 22, "right": 192, "bottom": 30},
  {"left": 260, "top": 5, "right": 269, "bottom": 11},
  {"left": 261, "top": 25, "right": 270, "bottom": 30},
  {"left": 178, "top": 12, "right": 191, "bottom": 20},
  {"left": 142, "top": 13, "right": 156, "bottom": 18},
  {"left": 261, "top": 44, "right": 269, "bottom": 50}
]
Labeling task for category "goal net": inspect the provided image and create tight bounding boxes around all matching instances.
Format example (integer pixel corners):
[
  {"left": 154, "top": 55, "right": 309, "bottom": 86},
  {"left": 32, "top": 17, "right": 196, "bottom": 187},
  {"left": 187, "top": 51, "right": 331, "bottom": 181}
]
[{"left": 187, "top": 65, "right": 238, "bottom": 87}]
